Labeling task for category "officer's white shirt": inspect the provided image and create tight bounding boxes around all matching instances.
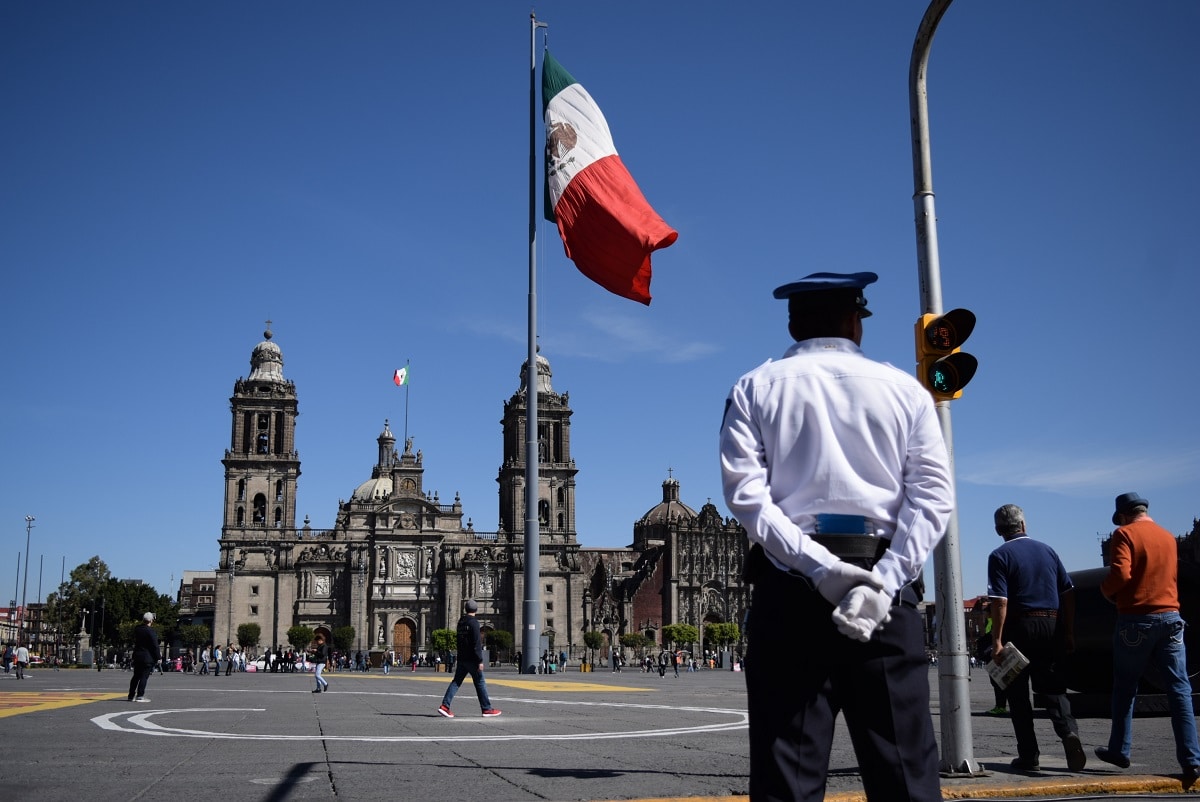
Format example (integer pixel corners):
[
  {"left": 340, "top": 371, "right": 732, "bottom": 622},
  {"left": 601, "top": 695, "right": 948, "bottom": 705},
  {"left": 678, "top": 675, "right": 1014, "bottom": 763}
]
[{"left": 719, "top": 337, "right": 953, "bottom": 596}]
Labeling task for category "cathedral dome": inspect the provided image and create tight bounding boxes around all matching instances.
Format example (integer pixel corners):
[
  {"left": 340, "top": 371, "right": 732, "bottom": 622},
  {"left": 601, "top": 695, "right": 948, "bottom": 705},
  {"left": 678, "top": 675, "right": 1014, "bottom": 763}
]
[
  {"left": 352, "top": 475, "right": 392, "bottom": 501},
  {"left": 519, "top": 350, "right": 554, "bottom": 395},
  {"left": 247, "top": 328, "right": 285, "bottom": 384},
  {"left": 640, "top": 477, "right": 697, "bottom": 525}
]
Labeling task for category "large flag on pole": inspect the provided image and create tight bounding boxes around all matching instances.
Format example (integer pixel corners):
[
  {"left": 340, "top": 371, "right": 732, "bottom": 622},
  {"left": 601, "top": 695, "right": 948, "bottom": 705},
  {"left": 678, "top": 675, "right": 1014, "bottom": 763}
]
[
  {"left": 542, "top": 51, "right": 677, "bottom": 305},
  {"left": 393, "top": 367, "right": 409, "bottom": 386}
]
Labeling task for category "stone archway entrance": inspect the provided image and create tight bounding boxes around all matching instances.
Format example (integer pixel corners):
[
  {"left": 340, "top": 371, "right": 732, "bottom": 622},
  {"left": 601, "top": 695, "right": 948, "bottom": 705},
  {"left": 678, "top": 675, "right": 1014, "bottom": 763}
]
[{"left": 393, "top": 619, "right": 416, "bottom": 661}]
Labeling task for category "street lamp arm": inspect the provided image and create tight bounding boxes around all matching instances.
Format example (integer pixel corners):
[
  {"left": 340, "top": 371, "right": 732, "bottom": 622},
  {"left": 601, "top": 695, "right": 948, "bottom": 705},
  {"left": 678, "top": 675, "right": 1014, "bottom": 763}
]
[{"left": 909, "top": 0, "right": 955, "bottom": 197}]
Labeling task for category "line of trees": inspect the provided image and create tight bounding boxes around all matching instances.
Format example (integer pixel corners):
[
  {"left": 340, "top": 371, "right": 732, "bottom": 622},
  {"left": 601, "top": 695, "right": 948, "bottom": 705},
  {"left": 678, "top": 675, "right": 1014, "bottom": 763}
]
[
  {"left": 576, "top": 621, "right": 743, "bottom": 666},
  {"left": 42, "top": 556, "right": 177, "bottom": 656}
]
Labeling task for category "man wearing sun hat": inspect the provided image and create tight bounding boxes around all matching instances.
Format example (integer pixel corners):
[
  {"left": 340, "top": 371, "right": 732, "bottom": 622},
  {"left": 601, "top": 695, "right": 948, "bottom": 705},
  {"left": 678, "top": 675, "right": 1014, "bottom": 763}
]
[
  {"left": 1096, "top": 492, "right": 1200, "bottom": 780},
  {"left": 720, "top": 271, "right": 952, "bottom": 801}
]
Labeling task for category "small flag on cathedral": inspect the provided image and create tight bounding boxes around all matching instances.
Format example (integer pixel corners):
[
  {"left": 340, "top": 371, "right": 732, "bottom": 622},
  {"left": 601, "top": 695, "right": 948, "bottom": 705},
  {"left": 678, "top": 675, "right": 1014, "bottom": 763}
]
[{"left": 393, "top": 367, "right": 409, "bottom": 386}]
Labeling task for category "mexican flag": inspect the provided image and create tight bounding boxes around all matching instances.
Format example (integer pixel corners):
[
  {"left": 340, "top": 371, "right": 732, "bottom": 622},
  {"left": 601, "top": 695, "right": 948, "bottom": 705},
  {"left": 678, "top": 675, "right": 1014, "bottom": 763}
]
[
  {"left": 542, "top": 51, "right": 677, "bottom": 306},
  {"left": 393, "top": 367, "right": 408, "bottom": 386}
]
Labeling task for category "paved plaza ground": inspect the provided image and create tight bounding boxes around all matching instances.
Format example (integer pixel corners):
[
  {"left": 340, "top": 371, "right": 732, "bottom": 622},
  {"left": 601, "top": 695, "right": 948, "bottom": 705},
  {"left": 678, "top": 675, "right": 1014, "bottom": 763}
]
[{"left": 1, "top": 663, "right": 1195, "bottom": 800}]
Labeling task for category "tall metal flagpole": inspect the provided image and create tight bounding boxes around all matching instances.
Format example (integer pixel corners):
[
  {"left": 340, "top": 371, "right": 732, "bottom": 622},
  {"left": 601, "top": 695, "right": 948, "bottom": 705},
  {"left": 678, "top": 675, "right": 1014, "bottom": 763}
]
[
  {"left": 402, "top": 358, "right": 411, "bottom": 445},
  {"left": 909, "top": 0, "right": 982, "bottom": 776},
  {"left": 523, "top": 12, "right": 548, "bottom": 674}
]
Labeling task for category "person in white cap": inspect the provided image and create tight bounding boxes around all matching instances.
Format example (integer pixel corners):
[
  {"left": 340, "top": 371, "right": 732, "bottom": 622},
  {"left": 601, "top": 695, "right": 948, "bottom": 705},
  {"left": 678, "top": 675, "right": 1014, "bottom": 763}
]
[{"left": 128, "top": 612, "right": 160, "bottom": 702}]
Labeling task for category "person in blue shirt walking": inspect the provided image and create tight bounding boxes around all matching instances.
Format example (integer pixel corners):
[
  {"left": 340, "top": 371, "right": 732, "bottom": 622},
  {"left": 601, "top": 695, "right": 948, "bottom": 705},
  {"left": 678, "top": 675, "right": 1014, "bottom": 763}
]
[{"left": 987, "top": 503, "right": 1085, "bottom": 772}]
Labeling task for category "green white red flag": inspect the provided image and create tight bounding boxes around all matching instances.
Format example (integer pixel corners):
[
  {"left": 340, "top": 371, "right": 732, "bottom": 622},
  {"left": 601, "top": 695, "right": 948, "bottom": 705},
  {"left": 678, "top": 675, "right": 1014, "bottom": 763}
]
[
  {"left": 542, "top": 51, "right": 677, "bottom": 305},
  {"left": 393, "top": 367, "right": 408, "bottom": 386}
]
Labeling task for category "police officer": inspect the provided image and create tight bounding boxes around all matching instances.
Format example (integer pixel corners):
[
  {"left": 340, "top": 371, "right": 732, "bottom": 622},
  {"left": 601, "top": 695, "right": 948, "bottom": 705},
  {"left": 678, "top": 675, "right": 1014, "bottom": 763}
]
[{"left": 720, "top": 271, "right": 952, "bottom": 802}]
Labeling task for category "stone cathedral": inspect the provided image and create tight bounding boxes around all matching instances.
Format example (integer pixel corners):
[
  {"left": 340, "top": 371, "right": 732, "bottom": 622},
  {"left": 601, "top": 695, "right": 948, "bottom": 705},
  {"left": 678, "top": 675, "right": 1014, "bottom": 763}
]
[{"left": 214, "top": 329, "right": 749, "bottom": 662}]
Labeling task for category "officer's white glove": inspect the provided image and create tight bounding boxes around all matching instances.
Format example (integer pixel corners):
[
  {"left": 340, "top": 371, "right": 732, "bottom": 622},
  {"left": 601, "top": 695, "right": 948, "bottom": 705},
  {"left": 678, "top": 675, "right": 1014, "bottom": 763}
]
[
  {"left": 815, "top": 561, "right": 885, "bottom": 608},
  {"left": 832, "top": 584, "right": 893, "bottom": 642}
]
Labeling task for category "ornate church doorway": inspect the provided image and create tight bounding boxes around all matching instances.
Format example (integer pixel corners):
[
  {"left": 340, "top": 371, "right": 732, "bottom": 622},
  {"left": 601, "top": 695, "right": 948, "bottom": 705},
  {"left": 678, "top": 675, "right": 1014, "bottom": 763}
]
[{"left": 393, "top": 619, "right": 416, "bottom": 661}]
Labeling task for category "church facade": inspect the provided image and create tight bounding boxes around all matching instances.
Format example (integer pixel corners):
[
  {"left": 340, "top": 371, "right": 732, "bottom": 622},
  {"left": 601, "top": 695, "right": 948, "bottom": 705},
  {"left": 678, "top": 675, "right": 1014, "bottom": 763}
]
[{"left": 213, "top": 330, "right": 749, "bottom": 663}]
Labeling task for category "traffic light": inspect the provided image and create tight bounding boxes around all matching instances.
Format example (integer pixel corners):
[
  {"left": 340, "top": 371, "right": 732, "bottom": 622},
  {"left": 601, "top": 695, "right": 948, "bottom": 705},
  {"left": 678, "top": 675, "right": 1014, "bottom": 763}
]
[{"left": 915, "top": 308, "right": 977, "bottom": 401}]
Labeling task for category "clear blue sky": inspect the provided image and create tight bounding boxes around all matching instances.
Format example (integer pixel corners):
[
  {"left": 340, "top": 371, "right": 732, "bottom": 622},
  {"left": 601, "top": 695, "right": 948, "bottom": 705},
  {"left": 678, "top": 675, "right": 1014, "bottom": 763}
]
[{"left": 3, "top": 1, "right": 1197, "bottom": 606}]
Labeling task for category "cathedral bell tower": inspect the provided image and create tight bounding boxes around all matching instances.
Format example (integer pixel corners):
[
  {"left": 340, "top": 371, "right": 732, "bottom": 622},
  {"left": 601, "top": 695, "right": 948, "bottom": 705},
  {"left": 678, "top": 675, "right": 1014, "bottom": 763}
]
[
  {"left": 221, "top": 326, "right": 300, "bottom": 537},
  {"left": 497, "top": 351, "right": 577, "bottom": 541}
]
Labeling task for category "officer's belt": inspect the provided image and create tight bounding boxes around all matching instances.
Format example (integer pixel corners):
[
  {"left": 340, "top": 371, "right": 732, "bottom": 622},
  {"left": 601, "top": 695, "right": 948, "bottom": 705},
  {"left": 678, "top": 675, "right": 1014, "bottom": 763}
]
[{"left": 812, "top": 534, "right": 889, "bottom": 563}]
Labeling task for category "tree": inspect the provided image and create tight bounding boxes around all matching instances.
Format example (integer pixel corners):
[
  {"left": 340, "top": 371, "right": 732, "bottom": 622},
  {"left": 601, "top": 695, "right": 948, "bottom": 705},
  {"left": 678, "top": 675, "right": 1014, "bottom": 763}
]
[
  {"left": 118, "top": 620, "right": 137, "bottom": 648},
  {"left": 237, "top": 623, "right": 261, "bottom": 653},
  {"left": 179, "top": 624, "right": 211, "bottom": 653},
  {"left": 287, "top": 625, "right": 315, "bottom": 653},
  {"left": 332, "top": 626, "right": 356, "bottom": 654},
  {"left": 429, "top": 628, "right": 456, "bottom": 656},
  {"left": 43, "top": 557, "right": 180, "bottom": 659},
  {"left": 582, "top": 630, "right": 604, "bottom": 666},
  {"left": 485, "top": 629, "right": 513, "bottom": 663},
  {"left": 662, "top": 623, "right": 698, "bottom": 650},
  {"left": 703, "top": 623, "right": 741, "bottom": 662},
  {"left": 619, "top": 632, "right": 648, "bottom": 657}
]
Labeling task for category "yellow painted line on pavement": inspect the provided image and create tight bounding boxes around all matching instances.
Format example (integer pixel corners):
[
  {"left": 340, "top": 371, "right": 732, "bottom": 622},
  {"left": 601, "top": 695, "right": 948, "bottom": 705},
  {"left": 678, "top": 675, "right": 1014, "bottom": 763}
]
[
  {"left": 0, "top": 691, "right": 124, "bottom": 718},
  {"left": 380, "top": 674, "right": 650, "bottom": 692},
  {"left": 610, "top": 775, "right": 1195, "bottom": 802}
]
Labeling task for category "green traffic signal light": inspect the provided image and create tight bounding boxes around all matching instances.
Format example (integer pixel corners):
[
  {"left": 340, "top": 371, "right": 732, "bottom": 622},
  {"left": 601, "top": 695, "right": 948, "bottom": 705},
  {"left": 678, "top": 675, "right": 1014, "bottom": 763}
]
[{"left": 915, "top": 309, "right": 977, "bottom": 401}]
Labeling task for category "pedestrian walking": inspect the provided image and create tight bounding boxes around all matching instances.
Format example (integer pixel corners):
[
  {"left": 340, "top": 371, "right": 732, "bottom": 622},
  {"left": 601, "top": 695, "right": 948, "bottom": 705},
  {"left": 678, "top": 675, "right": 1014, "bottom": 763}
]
[
  {"left": 720, "top": 271, "right": 951, "bottom": 802},
  {"left": 14, "top": 644, "right": 29, "bottom": 679},
  {"left": 311, "top": 634, "right": 330, "bottom": 693},
  {"left": 437, "top": 599, "right": 501, "bottom": 718},
  {"left": 127, "top": 612, "right": 160, "bottom": 703},
  {"left": 986, "top": 504, "right": 1085, "bottom": 771},
  {"left": 1095, "top": 492, "right": 1200, "bottom": 780}
]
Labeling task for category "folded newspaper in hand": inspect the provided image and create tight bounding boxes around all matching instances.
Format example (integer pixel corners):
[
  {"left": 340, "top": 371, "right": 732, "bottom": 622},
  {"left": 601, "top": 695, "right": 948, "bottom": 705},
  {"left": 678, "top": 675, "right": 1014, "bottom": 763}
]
[{"left": 986, "top": 643, "right": 1030, "bottom": 690}]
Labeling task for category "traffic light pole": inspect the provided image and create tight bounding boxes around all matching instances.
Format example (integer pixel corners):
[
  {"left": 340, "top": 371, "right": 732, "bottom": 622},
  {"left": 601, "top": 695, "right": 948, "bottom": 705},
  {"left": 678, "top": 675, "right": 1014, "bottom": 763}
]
[{"left": 909, "top": 0, "right": 983, "bottom": 776}]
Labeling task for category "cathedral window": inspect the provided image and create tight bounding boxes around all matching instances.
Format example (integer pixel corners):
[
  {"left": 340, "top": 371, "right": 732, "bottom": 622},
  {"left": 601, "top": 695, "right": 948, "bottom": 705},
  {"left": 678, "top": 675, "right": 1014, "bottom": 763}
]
[
  {"left": 249, "top": 605, "right": 258, "bottom": 616},
  {"left": 237, "top": 479, "right": 246, "bottom": 501},
  {"left": 275, "top": 480, "right": 283, "bottom": 501},
  {"left": 236, "top": 507, "right": 245, "bottom": 526},
  {"left": 256, "top": 414, "right": 270, "bottom": 454},
  {"left": 274, "top": 507, "right": 283, "bottom": 527},
  {"left": 252, "top": 494, "right": 266, "bottom": 524}
]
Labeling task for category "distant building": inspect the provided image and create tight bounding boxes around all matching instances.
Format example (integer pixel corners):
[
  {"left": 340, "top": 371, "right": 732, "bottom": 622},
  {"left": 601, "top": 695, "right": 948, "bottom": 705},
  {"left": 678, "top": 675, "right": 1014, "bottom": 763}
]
[
  {"left": 204, "top": 329, "right": 750, "bottom": 662},
  {"left": 176, "top": 570, "right": 216, "bottom": 631}
]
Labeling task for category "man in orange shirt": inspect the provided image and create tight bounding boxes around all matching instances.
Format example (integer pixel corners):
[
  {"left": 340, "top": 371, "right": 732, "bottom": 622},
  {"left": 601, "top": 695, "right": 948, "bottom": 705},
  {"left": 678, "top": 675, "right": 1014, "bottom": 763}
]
[{"left": 1096, "top": 492, "right": 1200, "bottom": 781}]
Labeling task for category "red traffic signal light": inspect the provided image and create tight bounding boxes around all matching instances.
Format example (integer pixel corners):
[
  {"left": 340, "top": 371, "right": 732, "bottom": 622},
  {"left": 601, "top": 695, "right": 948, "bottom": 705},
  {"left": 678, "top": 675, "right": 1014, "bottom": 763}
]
[{"left": 915, "top": 309, "right": 977, "bottom": 401}]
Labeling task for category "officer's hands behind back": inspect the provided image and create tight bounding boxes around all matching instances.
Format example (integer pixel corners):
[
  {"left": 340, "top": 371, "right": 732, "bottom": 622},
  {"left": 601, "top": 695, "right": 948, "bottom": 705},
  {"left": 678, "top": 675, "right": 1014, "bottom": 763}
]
[
  {"left": 832, "top": 582, "right": 893, "bottom": 642},
  {"left": 815, "top": 561, "right": 884, "bottom": 608}
]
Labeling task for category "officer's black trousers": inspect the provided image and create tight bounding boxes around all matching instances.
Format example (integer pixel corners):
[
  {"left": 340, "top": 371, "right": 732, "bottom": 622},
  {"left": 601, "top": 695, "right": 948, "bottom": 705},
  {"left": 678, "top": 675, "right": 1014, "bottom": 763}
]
[{"left": 745, "top": 564, "right": 941, "bottom": 802}]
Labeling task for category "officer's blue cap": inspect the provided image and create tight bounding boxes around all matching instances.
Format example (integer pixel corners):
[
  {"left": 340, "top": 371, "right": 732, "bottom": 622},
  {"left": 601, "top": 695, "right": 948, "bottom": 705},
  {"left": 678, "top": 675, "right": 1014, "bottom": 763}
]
[{"left": 773, "top": 271, "right": 878, "bottom": 317}]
